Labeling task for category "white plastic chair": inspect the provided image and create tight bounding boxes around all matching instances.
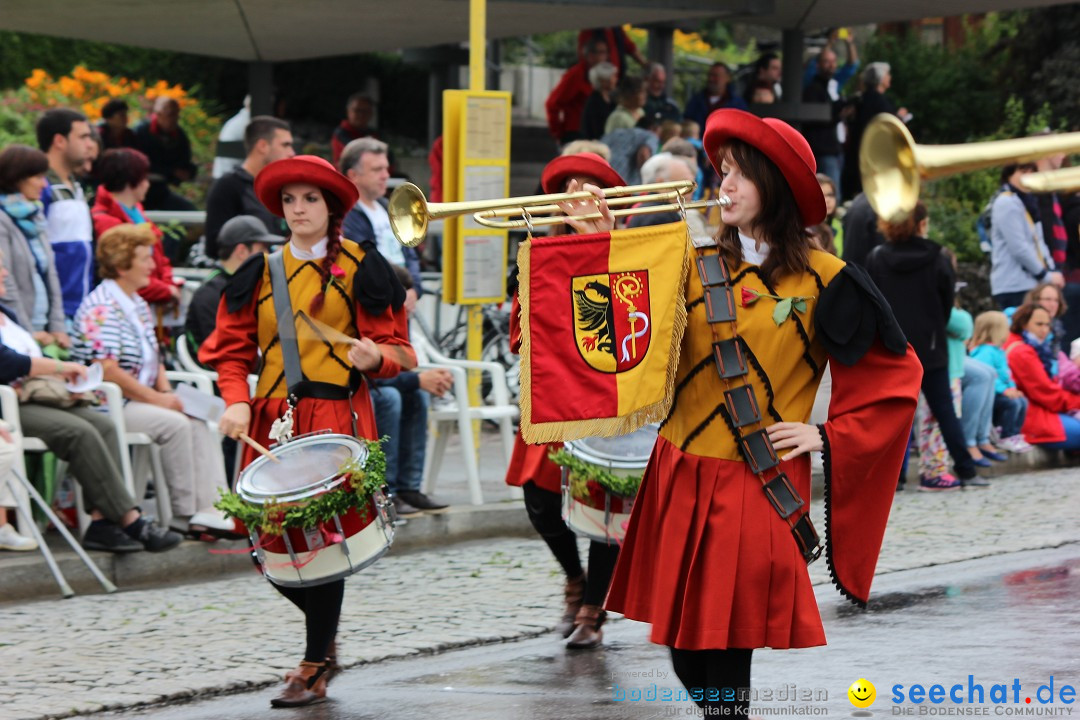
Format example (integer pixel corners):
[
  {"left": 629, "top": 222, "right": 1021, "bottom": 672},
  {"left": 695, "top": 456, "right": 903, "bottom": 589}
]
[
  {"left": 0, "top": 385, "right": 91, "bottom": 532},
  {"left": 100, "top": 370, "right": 217, "bottom": 529},
  {"left": 176, "top": 334, "right": 213, "bottom": 378},
  {"left": 411, "top": 333, "right": 518, "bottom": 505},
  {"left": 0, "top": 385, "right": 117, "bottom": 596}
]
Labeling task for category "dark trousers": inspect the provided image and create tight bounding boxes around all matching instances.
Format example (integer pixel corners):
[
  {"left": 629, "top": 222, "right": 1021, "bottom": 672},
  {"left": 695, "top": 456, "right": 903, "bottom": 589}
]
[
  {"left": 273, "top": 580, "right": 345, "bottom": 663},
  {"left": 670, "top": 647, "right": 753, "bottom": 715},
  {"left": 521, "top": 481, "right": 619, "bottom": 606},
  {"left": 921, "top": 365, "right": 976, "bottom": 479},
  {"left": 993, "top": 394, "right": 1028, "bottom": 438},
  {"left": 993, "top": 291, "right": 1030, "bottom": 311}
]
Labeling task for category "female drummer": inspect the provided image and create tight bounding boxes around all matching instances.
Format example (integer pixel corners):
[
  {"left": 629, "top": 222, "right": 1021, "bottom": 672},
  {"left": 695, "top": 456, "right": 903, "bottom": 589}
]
[
  {"left": 199, "top": 155, "right": 414, "bottom": 708},
  {"left": 505, "top": 151, "right": 624, "bottom": 650},
  {"left": 604, "top": 110, "right": 922, "bottom": 715}
]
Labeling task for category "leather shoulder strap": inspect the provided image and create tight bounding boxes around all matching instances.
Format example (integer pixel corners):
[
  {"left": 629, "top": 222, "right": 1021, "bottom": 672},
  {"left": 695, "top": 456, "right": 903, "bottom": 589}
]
[{"left": 267, "top": 250, "right": 304, "bottom": 393}]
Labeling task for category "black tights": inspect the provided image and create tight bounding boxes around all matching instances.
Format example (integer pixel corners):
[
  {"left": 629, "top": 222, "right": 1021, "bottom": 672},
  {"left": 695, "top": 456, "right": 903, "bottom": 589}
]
[
  {"left": 522, "top": 481, "right": 620, "bottom": 605},
  {"left": 273, "top": 579, "right": 345, "bottom": 663},
  {"left": 670, "top": 647, "right": 753, "bottom": 716}
]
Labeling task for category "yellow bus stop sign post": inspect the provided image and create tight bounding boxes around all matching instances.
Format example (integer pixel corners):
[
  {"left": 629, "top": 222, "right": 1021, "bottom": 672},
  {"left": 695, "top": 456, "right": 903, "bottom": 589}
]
[{"left": 440, "top": 0, "right": 511, "bottom": 458}]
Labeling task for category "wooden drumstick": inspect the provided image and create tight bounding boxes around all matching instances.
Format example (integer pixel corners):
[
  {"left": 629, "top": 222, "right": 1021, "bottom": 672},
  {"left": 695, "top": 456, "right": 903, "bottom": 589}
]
[{"left": 238, "top": 433, "right": 281, "bottom": 464}]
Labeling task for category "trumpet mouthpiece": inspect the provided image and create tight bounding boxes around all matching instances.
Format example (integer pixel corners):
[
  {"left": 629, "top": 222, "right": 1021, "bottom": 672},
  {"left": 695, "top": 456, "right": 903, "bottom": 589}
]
[{"left": 716, "top": 195, "right": 732, "bottom": 208}]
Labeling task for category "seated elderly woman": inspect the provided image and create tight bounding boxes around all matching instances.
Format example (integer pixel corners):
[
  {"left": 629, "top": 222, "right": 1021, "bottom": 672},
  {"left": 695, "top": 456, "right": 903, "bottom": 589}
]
[
  {"left": 0, "top": 144, "right": 69, "bottom": 348},
  {"left": 90, "top": 147, "right": 180, "bottom": 309},
  {"left": 0, "top": 249, "right": 181, "bottom": 552},
  {"left": 71, "top": 224, "right": 232, "bottom": 537},
  {"left": 1004, "top": 302, "right": 1080, "bottom": 451}
]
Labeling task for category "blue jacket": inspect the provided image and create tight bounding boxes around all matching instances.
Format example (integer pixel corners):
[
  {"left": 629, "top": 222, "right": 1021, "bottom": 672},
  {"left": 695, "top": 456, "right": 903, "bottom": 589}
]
[
  {"left": 969, "top": 344, "right": 1016, "bottom": 394},
  {"left": 342, "top": 197, "right": 424, "bottom": 297},
  {"left": 683, "top": 90, "right": 748, "bottom": 132},
  {"left": 0, "top": 306, "right": 33, "bottom": 384}
]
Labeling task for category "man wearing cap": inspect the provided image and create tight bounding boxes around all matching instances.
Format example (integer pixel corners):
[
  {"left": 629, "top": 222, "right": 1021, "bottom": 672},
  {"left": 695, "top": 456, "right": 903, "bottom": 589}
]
[{"left": 185, "top": 215, "right": 283, "bottom": 350}]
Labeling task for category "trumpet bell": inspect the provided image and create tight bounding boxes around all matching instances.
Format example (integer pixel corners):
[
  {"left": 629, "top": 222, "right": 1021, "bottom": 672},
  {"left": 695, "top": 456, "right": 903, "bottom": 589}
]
[
  {"left": 860, "top": 114, "right": 920, "bottom": 224},
  {"left": 388, "top": 182, "right": 428, "bottom": 248}
]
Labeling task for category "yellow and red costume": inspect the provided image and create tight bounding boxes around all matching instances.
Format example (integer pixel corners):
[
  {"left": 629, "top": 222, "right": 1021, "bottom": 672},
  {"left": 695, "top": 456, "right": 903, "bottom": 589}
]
[
  {"left": 199, "top": 237, "right": 413, "bottom": 460},
  {"left": 605, "top": 110, "right": 923, "bottom": 652},
  {"left": 606, "top": 249, "right": 921, "bottom": 649}
]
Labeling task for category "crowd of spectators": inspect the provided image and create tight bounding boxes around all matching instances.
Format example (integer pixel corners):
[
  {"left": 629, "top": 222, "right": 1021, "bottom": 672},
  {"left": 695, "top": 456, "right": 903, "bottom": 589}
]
[{"left": 1, "top": 26, "right": 1079, "bottom": 554}]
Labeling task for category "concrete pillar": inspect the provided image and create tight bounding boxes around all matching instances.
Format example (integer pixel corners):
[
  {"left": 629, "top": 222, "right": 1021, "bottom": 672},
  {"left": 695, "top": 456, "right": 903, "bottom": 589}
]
[
  {"left": 647, "top": 25, "right": 675, "bottom": 94},
  {"left": 780, "top": 29, "right": 803, "bottom": 115},
  {"left": 487, "top": 39, "right": 501, "bottom": 92},
  {"left": 247, "top": 61, "right": 273, "bottom": 116}
]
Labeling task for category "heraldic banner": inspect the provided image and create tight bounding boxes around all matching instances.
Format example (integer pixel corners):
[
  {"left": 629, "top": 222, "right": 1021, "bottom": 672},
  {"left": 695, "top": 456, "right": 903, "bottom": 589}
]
[{"left": 518, "top": 221, "right": 691, "bottom": 443}]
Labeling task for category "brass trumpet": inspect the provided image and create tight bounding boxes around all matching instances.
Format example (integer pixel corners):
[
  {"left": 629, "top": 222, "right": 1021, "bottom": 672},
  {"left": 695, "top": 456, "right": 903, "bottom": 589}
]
[
  {"left": 860, "top": 113, "right": 1080, "bottom": 223},
  {"left": 1019, "top": 166, "right": 1080, "bottom": 194},
  {"left": 388, "top": 180, "right": 730, "bottom": 247}
]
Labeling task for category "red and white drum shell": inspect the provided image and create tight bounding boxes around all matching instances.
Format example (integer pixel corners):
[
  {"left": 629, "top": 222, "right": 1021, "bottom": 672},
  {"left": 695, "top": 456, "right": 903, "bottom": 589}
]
[
  {"left": 560, "top": 424, "right": 658, "bottom": 545},
  {"left": 236, "top": 433, "right": 395, "bottom": 587}
]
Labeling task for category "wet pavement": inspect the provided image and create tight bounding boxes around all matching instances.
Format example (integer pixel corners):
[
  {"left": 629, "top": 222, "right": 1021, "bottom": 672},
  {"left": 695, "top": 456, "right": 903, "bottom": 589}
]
[{"left": 69, "top": 545, "right": 1080, "bottom": 720}]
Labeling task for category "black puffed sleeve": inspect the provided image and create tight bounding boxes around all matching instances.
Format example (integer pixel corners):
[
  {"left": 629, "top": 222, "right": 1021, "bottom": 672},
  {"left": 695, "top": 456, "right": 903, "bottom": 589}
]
[
  {"left": 352, "top": 240, "right": 407, "bottom": 316},
  {"left": 815, "top": 263, "right": 908, "bottom": 366},
  {"left": 223, "top": 252, "right": 266, "bottom": 313}
]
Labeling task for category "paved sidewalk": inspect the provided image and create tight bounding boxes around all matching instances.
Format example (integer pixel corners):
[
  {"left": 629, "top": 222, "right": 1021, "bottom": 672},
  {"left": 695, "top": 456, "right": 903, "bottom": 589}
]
[{"left": 0, "top": 466, "right": 1078, "bottom": 720}]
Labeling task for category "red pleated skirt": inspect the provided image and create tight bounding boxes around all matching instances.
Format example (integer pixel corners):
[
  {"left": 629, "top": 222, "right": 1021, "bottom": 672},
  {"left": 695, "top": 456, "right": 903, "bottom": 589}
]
[
  {"left": 605, "top": 435, "right": 825, "bottom": 650},
  {"left": 505, "top": 435, "right": 563, "bottom": 494},
  {"left": 241, "top": 394, "right": 378, "bottom": 470}
]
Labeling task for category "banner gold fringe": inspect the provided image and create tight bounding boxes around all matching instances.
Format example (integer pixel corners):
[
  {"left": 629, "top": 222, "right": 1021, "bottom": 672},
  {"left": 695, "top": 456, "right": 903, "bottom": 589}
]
[{"left": 518, "top": 225, "right": 692, "bottom": 444}]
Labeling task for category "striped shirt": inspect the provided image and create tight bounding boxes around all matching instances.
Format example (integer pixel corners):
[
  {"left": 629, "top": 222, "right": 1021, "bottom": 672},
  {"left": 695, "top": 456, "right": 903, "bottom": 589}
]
[{"left": 71, "top": 281, "right": 160, "bottom": 385}]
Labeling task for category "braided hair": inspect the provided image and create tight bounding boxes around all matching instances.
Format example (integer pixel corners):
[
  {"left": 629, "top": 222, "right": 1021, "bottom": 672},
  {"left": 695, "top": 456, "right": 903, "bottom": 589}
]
[{"left": 307, "top": 190, "right": 347, "bottom": 315}]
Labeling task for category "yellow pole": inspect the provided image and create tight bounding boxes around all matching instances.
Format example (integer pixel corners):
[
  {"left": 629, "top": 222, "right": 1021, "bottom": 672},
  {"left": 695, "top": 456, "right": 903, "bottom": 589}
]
[
  {"left": 469, "top": 0, "right": 486, "bottom": 91},
  {"left": 467, "top": 0, "right": 486, "bottom": 449}
]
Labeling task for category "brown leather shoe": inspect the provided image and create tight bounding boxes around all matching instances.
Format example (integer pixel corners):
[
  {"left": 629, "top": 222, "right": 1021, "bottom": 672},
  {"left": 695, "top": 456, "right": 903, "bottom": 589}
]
[
  {"left": 556, "top": 573, "right": 587, "bottom": 638},
  {"left": 566, "top": 604, "right": 607, "bottom": 650},
  {"left": 270, "top": 661, "right": 329, "bottom": 708}
]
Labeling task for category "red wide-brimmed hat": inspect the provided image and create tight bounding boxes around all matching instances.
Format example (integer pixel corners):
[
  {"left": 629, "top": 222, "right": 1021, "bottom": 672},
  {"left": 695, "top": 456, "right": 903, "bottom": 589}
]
[
  {"left": 702, "top": 109, "right": 826, "bottom": 226},
  {"left": 254, "top": 155, "right": 359, "bottom": 218},
  {"left": 541, "top": 152, "right": 626, "bottom": 193}
]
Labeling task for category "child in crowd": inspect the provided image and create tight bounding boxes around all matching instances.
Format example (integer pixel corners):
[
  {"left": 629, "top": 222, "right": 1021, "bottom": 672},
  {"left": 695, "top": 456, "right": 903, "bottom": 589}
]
[
  {"left": 969, "top": 311, "right": 1034, "bottom": 453},
  {"left": 816, "top": 173, "right": 843, "bottom": 256}
]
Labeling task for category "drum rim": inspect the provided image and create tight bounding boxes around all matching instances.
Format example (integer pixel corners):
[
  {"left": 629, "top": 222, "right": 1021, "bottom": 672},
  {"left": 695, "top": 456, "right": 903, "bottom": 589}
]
[
  {"left": 237, "top": 433, "right": 369, "bottom": 502},
  {"left": 564, "top": 424, "right": 659, "bottom": 470}
]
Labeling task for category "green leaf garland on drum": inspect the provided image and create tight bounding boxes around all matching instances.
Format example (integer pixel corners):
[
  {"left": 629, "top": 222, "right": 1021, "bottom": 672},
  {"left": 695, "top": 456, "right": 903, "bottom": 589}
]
[
  {"left": 215, "top": 438, "right": 387, "bottom": 535},
  {"left": 549, "top": 448, "right": 643, "bottom": 500}
]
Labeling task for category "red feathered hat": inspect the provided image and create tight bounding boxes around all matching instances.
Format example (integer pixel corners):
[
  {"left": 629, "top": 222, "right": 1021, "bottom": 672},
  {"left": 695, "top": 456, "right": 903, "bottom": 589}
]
[
  {"left": 541, "top": 152, "right": 626, "bottom": 194},
  {"left": 254, "top": 155, "right": 359, "bottom": 218},
  {"left": 702, "top": 109, "right": 826, "bottom": 226}
]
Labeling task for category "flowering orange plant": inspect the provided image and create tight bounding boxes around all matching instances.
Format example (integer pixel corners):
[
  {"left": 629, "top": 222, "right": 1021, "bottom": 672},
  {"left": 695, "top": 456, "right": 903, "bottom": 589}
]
[
  {"left": 4, "top": 65, "right": 223, "bottom": 203},
  {"left": 22, "top": 65, "right": 194, "bottom": 122}
]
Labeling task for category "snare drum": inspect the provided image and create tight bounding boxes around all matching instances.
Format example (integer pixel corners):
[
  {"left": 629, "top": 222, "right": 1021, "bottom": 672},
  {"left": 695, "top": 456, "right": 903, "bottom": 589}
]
[
  {"left": 560, "top": 424, "right": 658, "bottom": 544},
  {"left": 236, "top": 433, "right": 394, "bottom": 587}
]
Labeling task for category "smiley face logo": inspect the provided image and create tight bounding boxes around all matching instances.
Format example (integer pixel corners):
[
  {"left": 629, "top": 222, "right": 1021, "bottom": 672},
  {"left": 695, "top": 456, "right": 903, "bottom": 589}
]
[{"left": 848, "top": 679, "right": 876, "bottom": 708}]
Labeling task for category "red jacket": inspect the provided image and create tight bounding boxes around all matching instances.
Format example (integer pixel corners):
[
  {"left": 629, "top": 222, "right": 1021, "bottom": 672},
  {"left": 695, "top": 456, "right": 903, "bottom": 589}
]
[
  {"left": 545, "top": 62, "right": 593, "bottom": 141},
  {"left": 91, "top": 186, "right": 177, "bottom": 305},
  {"left": 1004, "top": 333, "right": 1080, "bottom": 444}
]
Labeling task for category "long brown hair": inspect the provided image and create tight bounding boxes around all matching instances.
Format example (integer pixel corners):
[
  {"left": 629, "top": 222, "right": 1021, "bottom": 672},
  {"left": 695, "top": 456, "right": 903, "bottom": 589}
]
[
  {"left": 281, "top": 188, "right": 346, "bottom": 315},
  {"left": 878, "top": 202, "right": 928, "bottom": 243},
  {"left": 714, "top": 139, "right": 811, "bottom": 286}
]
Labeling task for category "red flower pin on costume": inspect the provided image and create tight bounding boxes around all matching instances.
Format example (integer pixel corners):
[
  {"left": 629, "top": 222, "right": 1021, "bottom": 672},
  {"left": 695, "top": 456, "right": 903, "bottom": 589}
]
[
  {"left": 324, "top": 264, "right": 347, "bottom": 295},
  {"left": 741, "top": 287, "right": 761, "bottom": 307}
]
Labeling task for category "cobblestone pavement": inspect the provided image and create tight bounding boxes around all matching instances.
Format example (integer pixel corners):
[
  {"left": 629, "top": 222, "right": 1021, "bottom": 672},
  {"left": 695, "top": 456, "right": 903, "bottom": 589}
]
[{"left": 0, "top": 466, "right": 1077, "bottom": 720}]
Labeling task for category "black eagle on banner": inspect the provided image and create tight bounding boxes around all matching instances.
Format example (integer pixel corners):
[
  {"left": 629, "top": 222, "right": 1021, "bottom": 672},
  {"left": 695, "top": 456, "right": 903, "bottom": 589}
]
[{"left": 573, "top": 280, "right": 616, "bottom": 357}]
